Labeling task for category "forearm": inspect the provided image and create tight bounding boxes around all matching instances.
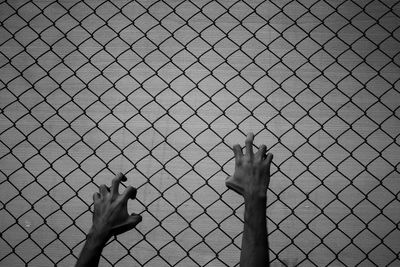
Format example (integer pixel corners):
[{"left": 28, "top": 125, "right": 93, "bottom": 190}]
[
  {"left": 240, "top": 196, "right": 269, "bottom": 267},
  {"left": 75, "top": 228, "right": 108, "bottom": 267}
]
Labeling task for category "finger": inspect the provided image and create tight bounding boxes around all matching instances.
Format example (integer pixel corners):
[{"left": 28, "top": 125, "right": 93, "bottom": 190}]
[
  {"left": 111, "top": 214, "right": 142, "bottom": 236},
  {"left": 129, "top": 213, "right": 142, "bottom": 225},
  {"left": 93, "top": 192, "right": 101, "bottom": 203},
  {"left": 99, "top": 184, "right": 109, "bottom": 197},
  {"left": 232, "top": 144, "right": 243, "bottom": 165},
  {"left": 245, "top": 132, "right": 254, "bottom": 157},
  {"left": 122, "top": 186, "right": 137, "bottom": 201},
  {"left": 264, "top": 153, "right": 273, "bottom": 176},
  {"left": 111, "top": 172, "right": 126, "bottom": 197},
  {"left": 256, "top": 144, "right": 267, "bottom": 161},
  {"left": 225, "top": 176, "right": 244, "bottom": 196}
]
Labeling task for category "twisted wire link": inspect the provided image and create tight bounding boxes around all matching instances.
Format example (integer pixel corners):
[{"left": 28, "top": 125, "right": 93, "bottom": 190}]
[{"left": 0, "top": 0, "right": 399, "bottom": 266}]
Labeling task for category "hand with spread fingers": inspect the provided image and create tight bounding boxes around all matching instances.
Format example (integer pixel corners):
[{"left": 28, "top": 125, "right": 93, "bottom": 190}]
[
  {"left": 76, "top": 173, "right": 142, "bottom": 267},
  {"left": 226, "top": 132, "right": 273, "bottom": 267},
  {"left": 91, "top": 173, "right": 142, "bottom": 241},
  {"left": 226, "top": 132, "right": 273, "bottom": 200}
]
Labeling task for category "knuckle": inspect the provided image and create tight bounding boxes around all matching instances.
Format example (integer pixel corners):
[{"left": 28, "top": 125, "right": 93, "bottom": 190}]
[
  {"left": 237, "top": 156, "right": 245, "bottom": 162},
  {"left": 243, "top": 157, "right": 252, "bottom": 164}
]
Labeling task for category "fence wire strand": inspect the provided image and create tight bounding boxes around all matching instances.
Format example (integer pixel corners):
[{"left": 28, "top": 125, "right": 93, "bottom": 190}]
[{"left": 0, "top": 0, "right": 399, "bottom": 266}]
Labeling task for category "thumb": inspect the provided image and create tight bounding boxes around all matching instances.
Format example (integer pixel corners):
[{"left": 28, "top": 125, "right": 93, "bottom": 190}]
[
  {"left": 226, "top": 175, "right": 244, "bottom": 196},
  {"left": 111, "top": 214, "right": 142, "bottom": 236},
  {"left": 129, "top": 213, "right": 142, "bottom": 225}
]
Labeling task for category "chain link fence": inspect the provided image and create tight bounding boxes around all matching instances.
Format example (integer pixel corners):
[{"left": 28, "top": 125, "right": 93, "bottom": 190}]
[{"left": 1, "top": 0, "right": 399, "bottom": 266}]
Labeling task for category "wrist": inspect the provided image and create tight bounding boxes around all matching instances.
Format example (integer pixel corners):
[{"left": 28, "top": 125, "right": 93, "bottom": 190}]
[
  {"left": 244, "top": 190, "right": 267, "bottom": 203},
  {"left": 244, "top": 195, "right": 266, "bottom": 222},
  {"left": 88, "top": 225, "right": 111, "bottom": 246}
]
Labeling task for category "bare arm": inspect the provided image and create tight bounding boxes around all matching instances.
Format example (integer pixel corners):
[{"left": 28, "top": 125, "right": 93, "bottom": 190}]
[
  {"left": 226, "top": 133, "right": 273, "bottom": 267},
  {"left": 75, "top": 173, "right": 142, "bottom": 267}
]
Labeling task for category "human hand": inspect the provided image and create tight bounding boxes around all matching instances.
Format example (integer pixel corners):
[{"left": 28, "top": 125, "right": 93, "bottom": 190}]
[
  {"left": 91, "top": 173, "right": 142, "bottom": 242},
  {"left": 226, "top": 133, "right": 273, "bottom": 200}
]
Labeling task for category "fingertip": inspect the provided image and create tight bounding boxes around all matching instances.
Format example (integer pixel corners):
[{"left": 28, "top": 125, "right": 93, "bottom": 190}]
[
  {"left": 124, "top": 186, "right": 137, "bottom": 200},
  {"left": 117, "top": 172, "right": 127, "bottom": 181},
  {"left": 245, "top": 132, "right": 254, "bottom": 143},
  {"left": 112, "top": 174, "right": 122, "bottom": 186},
  {"left": 232, "top": 144, "right": 241, "bottom": 152},
  {"left": 233, "top": 144, "right": 243, "bottom": 157},
  {"left": 99, "top": 184, "right": 109, "bottom": 195},
  {"left": 265, "top": 153, "right": 273, "bottom": 164},
  {"left": 93, "top": 192, "right": 100, "bottom": 202},
  {"left": 132, "top": 213, "right": 143, "bottom": 223}
]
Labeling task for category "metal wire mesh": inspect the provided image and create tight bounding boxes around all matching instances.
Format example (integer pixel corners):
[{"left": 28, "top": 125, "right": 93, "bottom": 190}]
[{"left": 0, "top": 0, "right": 399, "bottom": 266}]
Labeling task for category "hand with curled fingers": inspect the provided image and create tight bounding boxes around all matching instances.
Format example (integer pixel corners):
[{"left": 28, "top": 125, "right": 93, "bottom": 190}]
[
  {"left": 91, "top": 173, "right": 142, "bottom": 242},
  {"left": 226, "top": 132, "right": 273, "bottom": 200}
]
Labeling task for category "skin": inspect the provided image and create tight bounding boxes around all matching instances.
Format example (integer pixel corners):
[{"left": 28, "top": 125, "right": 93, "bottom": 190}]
[
  {"left": 226, "top": 132, "right": 273, "bottom": 267},
  {"left": 76, "top": 133, "right": 272, "bottom": 267},
  {"left": 75, "top": 173, "right": 142, "bottom": 267}
]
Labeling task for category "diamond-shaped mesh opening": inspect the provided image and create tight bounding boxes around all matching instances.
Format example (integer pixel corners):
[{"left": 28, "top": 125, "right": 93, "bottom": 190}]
[{"left": 1, "top": 0, "right": 399, "bottom": 266}]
